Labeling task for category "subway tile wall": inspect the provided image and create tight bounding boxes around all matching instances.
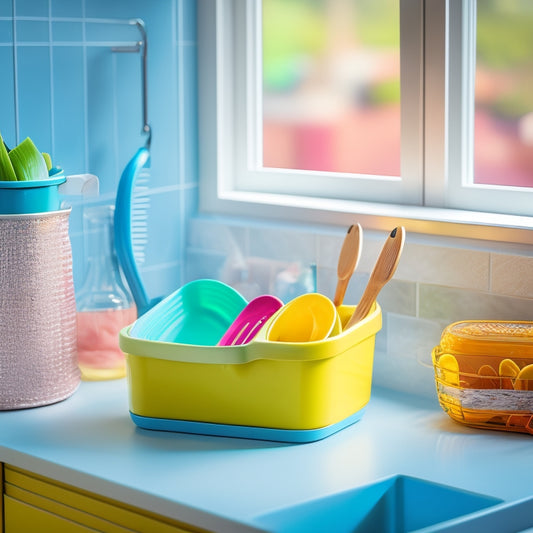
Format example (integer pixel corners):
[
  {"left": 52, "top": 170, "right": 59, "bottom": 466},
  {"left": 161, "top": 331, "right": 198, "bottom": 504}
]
[
  {"left": 186, "top": 216, "right": 533, "bottom": 400},
  {"left": 0, "top": 0, "right": 198, "bottom": 302}
]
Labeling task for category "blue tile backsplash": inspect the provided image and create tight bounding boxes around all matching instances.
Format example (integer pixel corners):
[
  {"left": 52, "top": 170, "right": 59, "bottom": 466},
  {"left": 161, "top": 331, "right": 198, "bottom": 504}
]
[
  {"left": 14, "top": 0, "right": 49, "bottom": 17},
  {"left": 50, "top": 0, "right": 84, "bottom": 18},
  {"left": 16, "top": 19, "right": 50, "bottom": 41},
  {"left": 0, "top": 0, "right": 198, "bottom": 304},
  {"left": 51, "top": 20, "right": 84, "bottom": 41}
]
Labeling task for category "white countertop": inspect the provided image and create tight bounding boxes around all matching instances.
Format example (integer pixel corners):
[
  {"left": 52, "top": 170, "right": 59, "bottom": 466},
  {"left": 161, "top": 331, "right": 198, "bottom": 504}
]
[{"left": 1, "top": 380, "right": 533, "bottom": 532}]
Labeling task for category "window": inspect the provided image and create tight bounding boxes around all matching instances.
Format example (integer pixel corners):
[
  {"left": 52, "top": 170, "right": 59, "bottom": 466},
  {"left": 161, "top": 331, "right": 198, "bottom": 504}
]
[
  {"left": 198, "top": 1, "right": 533, "bottom": 242},
  {"left": 446, "top": 0, "right": 533, "bottom": 216}
]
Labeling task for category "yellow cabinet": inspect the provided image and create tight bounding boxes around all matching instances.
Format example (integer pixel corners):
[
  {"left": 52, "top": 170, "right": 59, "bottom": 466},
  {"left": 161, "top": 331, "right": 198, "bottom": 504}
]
[
  {"left": 1, "top": 463, "right": 3, "bottom": 533},
  {"left": 4, "top": 496, "right": 94, "bottom": 533},
  {"left": 2, "top": 464, "right": 204, "bottom": 533}
]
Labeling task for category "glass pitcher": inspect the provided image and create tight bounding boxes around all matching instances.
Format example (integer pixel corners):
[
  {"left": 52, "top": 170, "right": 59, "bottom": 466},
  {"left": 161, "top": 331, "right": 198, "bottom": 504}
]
[{"left": 76, "top": 204, "right": 136, "bottom": 380}]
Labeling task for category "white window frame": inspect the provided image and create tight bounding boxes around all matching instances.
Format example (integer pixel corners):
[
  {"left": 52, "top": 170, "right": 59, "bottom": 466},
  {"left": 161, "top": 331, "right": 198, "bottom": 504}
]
[
  {"left": 197, "top": 0, "right": 533, "bottom": 244},
  {"left": 233, "top": 1, "right": 423, "bottom": 205}
]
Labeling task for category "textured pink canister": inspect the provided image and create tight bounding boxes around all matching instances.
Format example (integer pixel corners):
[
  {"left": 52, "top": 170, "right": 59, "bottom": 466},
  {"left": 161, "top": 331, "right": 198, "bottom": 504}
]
[{"left": 0, "top": 209, "right": 80, "bottom": 410}]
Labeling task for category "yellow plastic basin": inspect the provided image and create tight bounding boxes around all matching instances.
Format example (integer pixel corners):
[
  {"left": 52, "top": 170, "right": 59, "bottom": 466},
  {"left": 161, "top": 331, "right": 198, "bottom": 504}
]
[{"left": 120, "top": 303, "right": 382, "bottom": 431}]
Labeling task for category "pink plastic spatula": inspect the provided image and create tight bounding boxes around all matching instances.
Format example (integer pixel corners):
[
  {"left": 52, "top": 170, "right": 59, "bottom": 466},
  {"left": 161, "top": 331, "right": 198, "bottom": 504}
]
[{"left": 218, "top": 295, "right": 283, "bottom": 346}]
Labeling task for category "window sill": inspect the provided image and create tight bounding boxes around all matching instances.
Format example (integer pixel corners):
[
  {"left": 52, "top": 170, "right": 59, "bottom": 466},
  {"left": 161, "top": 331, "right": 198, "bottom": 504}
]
[{"left": 199, "top": 188, "right": 533, "bottom": 245}]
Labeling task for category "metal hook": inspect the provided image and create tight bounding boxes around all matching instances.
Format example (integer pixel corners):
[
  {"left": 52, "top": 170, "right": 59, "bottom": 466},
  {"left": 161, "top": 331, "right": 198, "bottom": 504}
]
[{"left": 111, "top": 18, "right": 151, "bottom": 149}]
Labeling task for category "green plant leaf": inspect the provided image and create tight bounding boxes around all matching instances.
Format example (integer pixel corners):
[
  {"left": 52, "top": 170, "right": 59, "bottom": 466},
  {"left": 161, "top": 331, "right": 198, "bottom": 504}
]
[
  {"left": 9, "top": 137, "right": 49, "bottom": 181},
  {"left": 0, "top": 131, "right": 17, "bottom": 181},
  {"left": 42, "top": 152, "right": 52, "bottom": 171}
]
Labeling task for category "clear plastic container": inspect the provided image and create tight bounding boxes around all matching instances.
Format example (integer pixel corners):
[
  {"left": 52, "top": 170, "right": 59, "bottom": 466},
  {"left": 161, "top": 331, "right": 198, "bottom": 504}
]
[
  {"left": 76, "top": 205, "right": 136, "bottom": 380},
  {"left": 432, "top": 320, "right": 533, "bottom": 435}
]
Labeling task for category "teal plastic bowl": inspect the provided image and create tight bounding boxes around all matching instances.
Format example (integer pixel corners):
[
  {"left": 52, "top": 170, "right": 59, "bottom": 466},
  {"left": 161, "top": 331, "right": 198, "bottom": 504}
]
[
  {"left": 129, "top": 279, "right": 248, "bottom": 346},
  {"left": 0, "top": 175, "right": 66, "bottom": 214}
]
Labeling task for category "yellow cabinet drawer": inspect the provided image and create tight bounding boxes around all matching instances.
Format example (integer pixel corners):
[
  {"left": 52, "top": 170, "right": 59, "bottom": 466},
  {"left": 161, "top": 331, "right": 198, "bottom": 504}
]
[
  {"left": 3, "top": 465, "right": 204, "bottom": 533},
  {"left": 4, "top": 495, "right": 95, "bottom": 533},
  {"left": 1, "top": 463, "right": 4, "bottom": 533}
]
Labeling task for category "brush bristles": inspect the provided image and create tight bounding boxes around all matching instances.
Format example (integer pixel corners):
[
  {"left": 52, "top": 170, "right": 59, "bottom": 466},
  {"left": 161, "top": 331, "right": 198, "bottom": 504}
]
[{"left": 131, "top": 171, "right": 150, "bottom": 266}]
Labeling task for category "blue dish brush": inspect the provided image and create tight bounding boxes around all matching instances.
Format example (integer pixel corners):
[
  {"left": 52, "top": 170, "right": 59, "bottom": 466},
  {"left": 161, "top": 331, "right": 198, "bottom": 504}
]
[{"left": 114, "top": 19, "right": 161, "bottom": 317}]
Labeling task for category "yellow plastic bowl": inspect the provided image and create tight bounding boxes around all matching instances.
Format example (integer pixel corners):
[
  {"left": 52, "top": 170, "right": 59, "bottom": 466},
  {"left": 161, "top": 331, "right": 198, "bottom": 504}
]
[
  {"left": 266, "top": 292, "right": 341, "bottom": 343},
  {"left": 120, "top": 304, "right": 381, "bottom": 431}
]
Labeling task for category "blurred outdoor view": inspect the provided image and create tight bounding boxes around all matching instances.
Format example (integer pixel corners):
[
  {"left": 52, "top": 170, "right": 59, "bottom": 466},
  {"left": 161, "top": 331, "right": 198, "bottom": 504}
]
[
  {"left": 262, "top": 0, "right": 533, "bottom": 188},
  {"left": 475, "top": 1, "right": 533, "bottom": 187}
]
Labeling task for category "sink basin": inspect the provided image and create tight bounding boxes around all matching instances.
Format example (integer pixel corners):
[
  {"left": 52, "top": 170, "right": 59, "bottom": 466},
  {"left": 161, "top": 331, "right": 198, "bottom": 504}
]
[{"left": 254, "top": 475, "right": 502, "bottom": 533}]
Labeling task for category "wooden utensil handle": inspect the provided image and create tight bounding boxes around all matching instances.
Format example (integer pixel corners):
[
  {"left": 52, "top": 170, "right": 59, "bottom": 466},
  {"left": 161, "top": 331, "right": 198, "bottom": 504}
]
[
  {"left": 345, "top": 285, "right": 381, "bottom": 327},
  {"left": 333, "top": 279, "right": 350, "bottom": 307},
  {"left": 344, "top": 227, "right": 405, "bottom": 330}
]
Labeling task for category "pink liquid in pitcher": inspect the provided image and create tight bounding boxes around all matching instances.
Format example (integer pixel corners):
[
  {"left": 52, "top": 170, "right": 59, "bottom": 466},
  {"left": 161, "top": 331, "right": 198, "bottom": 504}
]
[{"left": 76, "top": 307, "right": 137, "bottom": 380}]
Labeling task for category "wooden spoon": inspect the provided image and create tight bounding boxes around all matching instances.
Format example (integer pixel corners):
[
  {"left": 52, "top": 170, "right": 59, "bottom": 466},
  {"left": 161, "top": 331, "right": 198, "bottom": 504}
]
[
  {"left": 344, "top": 226, "right": 405, "bottom": 330},
  {"left": 333, "top": 223, "right": 363, "bottom": 307}
]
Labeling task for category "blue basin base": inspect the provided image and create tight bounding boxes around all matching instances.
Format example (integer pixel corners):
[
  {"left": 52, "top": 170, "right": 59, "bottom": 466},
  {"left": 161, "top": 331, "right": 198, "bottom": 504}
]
[{"left": 130, "top": 408, "right": 365, "bottom": 443}]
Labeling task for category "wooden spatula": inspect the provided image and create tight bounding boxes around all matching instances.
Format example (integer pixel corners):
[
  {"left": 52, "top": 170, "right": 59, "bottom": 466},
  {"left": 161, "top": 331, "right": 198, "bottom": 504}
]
[
  {"left": 333, "top": 223, "right": 363, "bottom": 306},
  {"left": 344, "top": 226, "right": 405, "bottom": 330}
]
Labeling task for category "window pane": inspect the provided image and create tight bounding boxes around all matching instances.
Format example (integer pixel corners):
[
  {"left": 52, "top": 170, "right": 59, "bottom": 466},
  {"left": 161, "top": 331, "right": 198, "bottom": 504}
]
[
  {"left": 475, "top": 1, "right": 533, "bottom": 187},
  {"left": 262, "top": 0, "right": 400, "bottom": 176}
]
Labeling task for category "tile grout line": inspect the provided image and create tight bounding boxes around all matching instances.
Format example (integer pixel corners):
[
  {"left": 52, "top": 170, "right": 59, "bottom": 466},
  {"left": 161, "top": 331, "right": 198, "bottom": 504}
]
[
  {"left": 488, "top": 252, "right": 493, "bottom": 293},
  {"left": 11, "top": 41, "right": 141, "bottom": 47},
  {"left": 12, "top": 0, "right": 19, "bottom": 142},
  {"left": 112, "top": 52, "right": 119, "bottom": 187},
  {"left": 82, "top": 0, "right": 89, "bottom": 171},
  {"left": 9, "top": 16, "right": 141, "bottom": 24},
  {"left": 48, "top": 0, "right": 55, "bottom": 158},
  {"left": 177, "top": 0, "right": 186, "bottom": 285},
  {"left": 415, "top": 281, "right": 420, "bottom": 319}
]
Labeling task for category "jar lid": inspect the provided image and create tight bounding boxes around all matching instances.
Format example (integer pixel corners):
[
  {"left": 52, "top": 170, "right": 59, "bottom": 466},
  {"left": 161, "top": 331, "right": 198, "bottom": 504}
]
[{"left": 439, "top": 320, "right": 533, "bottom": 357}]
